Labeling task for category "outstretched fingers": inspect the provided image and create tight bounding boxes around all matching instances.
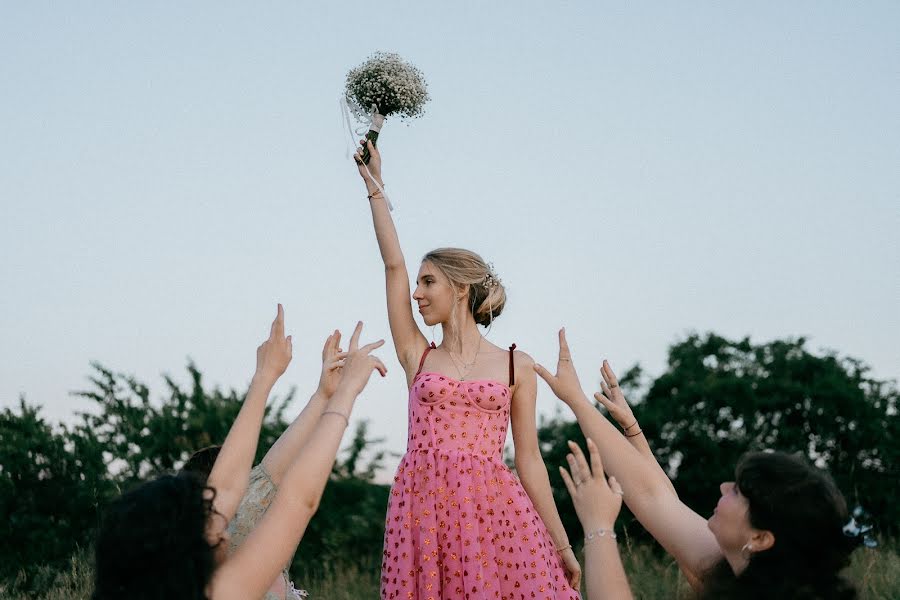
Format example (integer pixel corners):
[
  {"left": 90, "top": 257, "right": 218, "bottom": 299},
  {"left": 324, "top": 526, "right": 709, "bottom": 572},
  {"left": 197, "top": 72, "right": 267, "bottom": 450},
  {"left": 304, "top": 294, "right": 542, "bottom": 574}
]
[
  {"left": 594, "top": 390, "right": 615, "bottom": 413},
  {"left": 558, "top": 465, "right": 577, "bottom": 497},
  {"left": 533, "top": 362, "right": 554, "bottom": 385},
  {"left": 586, "top": 438, "right": 608, "bottom": 485},
  {"left": 558, "top": 328, "right": 572, "bottom": 362},
  {"left": 270, "top": 303, "right": 285, "bottom": 339},
  {"left": 348, "top": 321, "right": 363, "bottom": 351}
]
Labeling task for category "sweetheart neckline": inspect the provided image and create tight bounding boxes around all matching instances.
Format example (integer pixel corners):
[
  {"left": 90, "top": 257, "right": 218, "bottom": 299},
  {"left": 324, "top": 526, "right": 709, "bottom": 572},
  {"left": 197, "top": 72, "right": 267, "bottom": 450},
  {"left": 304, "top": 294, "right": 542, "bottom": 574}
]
[{"left": 413, "top": 371, "right": 513, "bottom": 394}]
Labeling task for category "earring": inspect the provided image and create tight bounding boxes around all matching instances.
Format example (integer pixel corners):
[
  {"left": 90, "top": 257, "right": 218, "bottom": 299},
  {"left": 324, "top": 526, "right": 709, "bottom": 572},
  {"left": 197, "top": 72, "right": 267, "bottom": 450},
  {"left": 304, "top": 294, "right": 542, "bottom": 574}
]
[{"left": 741, "top": 543, "right": 753, "bottom": 560}]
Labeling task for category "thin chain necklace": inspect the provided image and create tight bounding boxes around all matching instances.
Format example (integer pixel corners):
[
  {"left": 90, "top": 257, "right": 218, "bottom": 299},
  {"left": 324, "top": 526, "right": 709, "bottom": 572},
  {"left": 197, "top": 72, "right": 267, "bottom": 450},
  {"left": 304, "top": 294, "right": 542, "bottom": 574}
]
[{"left": 445, "top": 334, "right": 483, "bottom": 381}]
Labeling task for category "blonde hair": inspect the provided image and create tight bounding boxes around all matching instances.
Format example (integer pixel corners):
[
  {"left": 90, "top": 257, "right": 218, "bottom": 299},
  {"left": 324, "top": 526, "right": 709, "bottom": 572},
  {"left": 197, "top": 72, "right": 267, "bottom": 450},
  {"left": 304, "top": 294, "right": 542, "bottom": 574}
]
[{"left": 422, "top": 248, "right": 507, "bottom": 327}]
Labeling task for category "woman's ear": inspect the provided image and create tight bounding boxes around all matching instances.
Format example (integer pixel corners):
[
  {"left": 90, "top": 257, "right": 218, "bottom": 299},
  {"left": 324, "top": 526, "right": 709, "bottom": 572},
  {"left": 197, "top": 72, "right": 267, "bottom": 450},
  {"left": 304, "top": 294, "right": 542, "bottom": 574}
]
[{"left": 750, "top": 529, "right": 775, "bottom": 553}]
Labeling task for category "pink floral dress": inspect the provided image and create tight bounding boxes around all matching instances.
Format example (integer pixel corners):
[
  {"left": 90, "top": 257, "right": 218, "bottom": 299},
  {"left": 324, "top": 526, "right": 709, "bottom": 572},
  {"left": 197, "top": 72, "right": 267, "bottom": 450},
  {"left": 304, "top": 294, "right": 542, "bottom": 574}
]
[{"left": 381, "top": 344, "right": 579, "bottom": 600}]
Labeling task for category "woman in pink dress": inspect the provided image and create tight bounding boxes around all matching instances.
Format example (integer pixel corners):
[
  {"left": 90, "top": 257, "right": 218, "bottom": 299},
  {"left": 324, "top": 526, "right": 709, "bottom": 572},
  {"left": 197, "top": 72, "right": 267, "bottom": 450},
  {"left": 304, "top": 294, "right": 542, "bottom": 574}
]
[{"left": 354, "top": 140, "right": 581, "bottom": 600}]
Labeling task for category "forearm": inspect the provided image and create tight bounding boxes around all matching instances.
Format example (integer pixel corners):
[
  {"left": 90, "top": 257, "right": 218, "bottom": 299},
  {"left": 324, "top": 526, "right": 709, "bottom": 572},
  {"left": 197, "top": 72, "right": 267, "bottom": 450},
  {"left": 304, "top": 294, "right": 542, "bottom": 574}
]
[
  {"left": 276, "top": 387, "right": 357, "bottom": 514},
  {"left": 516, "top": 452, "right": 570, "bottom": 549},
  {"left": 367, "top": 185, "right": 405, "bottom": 269},
  {"left": 584, "top": 538, "right": 633, "bottom": 600},
  {"left": 208, "top": 374, "right": 274, "bottom": 519},
  {"left": 211, "top": 388, "right": 356, "bottom": 600},
  {"left": 261, "top": 390, "right": 329, "bottom": 486},
  {"left": 627, "top": 431, "right": 677, "bottom": 497},
  {"left": 568, "top": 394, "right": 669, "bottom": 502}
]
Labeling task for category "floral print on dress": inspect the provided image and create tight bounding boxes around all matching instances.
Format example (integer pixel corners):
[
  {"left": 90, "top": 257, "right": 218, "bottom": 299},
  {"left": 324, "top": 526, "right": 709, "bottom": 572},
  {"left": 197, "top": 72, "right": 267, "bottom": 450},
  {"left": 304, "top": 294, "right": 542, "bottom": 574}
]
[{"left": 381, "top": 367, "right": 579, "bottom": 600}]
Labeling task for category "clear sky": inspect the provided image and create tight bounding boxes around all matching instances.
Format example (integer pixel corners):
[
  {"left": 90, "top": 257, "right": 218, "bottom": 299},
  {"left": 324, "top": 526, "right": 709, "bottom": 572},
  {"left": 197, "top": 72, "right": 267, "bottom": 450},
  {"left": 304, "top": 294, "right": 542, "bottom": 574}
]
[{"left": 2, "top": 3, "right": 898, "bottom": 470}]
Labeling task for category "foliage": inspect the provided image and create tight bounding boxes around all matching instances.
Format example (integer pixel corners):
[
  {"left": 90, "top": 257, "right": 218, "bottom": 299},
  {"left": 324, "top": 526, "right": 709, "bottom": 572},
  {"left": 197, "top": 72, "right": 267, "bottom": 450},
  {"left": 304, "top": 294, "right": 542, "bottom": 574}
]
[
  {"left": 535, "top": 333, "right": 899, "bottom": 542},
  {"left": 73, "top": 362, "right": 294, "bottom": 485},
  {"left": 0, "top": 401, "right": 113, "bottom": 582},
  {"left": 3, "top": 540, "right": 898, "bottom": 600},
  {"left": 640, "top": 333, "right": 899, "bottom": 535}
]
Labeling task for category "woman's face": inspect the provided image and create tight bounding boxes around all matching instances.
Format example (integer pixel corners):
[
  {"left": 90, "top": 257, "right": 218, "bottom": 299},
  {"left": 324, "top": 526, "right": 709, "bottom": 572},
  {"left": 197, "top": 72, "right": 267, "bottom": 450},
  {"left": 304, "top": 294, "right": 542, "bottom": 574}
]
[
  {"left": 707, "top": 481, "right": 754, "bottom": 554},
  {"left": 413, "top": 261, "right": 460, "bottom": 326}
]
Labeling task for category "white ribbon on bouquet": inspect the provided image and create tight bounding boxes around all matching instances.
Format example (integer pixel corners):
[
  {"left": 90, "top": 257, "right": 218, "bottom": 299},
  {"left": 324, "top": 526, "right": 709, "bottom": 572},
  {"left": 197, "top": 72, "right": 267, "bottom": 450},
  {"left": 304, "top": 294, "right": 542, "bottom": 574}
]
[{"left": 340, "top": 98, "right": 393, "bottom": 211}]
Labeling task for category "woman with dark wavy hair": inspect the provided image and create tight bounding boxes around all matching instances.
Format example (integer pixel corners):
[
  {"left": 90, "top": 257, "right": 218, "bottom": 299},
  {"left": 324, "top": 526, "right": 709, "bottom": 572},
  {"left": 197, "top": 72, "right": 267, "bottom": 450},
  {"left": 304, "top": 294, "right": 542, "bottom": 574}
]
[
  {"left": 92, "top": 307, "right": 387, "bottom": 600},
  {"left": 534, "top": 329, "right": 860, "bottom": 600}
]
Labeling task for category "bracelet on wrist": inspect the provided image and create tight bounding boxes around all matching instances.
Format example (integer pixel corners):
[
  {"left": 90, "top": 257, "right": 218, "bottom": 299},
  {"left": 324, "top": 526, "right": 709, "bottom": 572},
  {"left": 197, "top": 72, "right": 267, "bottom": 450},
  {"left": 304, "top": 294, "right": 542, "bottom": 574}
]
[
  {"left": 625, "top": 428, "right": 643, "bottom": 438},
  {"left": 556, "top": 543, "right": 572, "bottom": 554},
  {"left": 322, "top": 410, "right": 350, "bottom": 427},
  {"left": 584, "top": 527, "right": 617, "bottom": 545},
  {"left": 621, "top": 420, "right": 638, "bottom": 431}
]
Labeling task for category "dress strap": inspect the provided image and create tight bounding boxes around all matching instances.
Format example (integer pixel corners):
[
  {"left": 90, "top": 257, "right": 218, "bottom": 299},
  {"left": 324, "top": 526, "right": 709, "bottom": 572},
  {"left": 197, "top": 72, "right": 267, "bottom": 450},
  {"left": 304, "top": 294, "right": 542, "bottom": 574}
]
[
  {"left": 508, "top": 343, "right": 517, "bottom": 387},
  {"left": 415, "top": 341, "right": 438, "bottom": 377}
]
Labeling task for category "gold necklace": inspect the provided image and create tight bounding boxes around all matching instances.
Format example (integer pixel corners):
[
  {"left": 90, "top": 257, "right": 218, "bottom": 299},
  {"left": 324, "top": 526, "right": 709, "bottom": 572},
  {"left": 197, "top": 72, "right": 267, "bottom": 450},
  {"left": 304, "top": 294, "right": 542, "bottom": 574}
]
[{"left": 445, "top": 335, "right": 483, "bottom": 381}]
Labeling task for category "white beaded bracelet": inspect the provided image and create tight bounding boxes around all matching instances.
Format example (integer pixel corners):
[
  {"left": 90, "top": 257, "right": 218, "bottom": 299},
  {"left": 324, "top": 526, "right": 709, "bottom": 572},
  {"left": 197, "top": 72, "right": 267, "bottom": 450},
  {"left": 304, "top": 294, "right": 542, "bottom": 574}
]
[{"left": 584, "top": 528, "right": 617, "bottom": 545}]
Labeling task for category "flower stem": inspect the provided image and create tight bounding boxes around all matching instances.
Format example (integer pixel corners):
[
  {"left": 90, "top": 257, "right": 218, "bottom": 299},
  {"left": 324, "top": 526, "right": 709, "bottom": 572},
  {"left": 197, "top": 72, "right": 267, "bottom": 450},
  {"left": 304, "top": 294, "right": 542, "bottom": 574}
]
[{"left": 361, "top": 129, "right": 380, "bottom": 164}]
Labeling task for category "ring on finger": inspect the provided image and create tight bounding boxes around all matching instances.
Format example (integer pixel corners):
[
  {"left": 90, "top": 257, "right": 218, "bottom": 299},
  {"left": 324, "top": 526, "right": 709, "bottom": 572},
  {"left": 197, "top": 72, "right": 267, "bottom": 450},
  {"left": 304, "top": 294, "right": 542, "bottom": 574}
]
[{"left": 559, "top": 358, "right": 572, "bottom": 362}]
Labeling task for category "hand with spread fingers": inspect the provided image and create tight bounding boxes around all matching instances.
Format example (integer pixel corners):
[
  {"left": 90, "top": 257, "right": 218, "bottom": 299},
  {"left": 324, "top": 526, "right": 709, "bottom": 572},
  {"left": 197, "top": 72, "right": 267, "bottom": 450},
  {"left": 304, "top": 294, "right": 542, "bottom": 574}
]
[
  {"left": 559, "top": 438, "right": 633, "bottom": 600},
  {"left": 254, "top": 304, "right": 293, "bottom": 385},
  {"left": 316, "top": 329, "right": 349, "bottom": 398},
  {"left": 533, "top": 328, "right": 587, "bottom": 407},
  {"left": 559, "top": 438, "right": 624, "bottom": 532},
  {"left": 333, "top": 321, "right": 388, "bottom": 397},
  {"left": 593, "top": 360, "right": 639, "bottom": 436}
]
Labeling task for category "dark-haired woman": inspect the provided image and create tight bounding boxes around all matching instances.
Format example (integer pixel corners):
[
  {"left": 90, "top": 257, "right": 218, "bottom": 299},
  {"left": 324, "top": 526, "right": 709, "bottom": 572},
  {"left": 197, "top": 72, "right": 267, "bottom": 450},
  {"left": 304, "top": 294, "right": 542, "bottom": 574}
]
[
  {"left": 354, "top": 141, "right": 580, "bottom": 598},
  {"left": 535, "top": 329, "right": 859, "bottom": 599},
  {"left": 93, "top": 307, "right": 387, "bottom": 600}
]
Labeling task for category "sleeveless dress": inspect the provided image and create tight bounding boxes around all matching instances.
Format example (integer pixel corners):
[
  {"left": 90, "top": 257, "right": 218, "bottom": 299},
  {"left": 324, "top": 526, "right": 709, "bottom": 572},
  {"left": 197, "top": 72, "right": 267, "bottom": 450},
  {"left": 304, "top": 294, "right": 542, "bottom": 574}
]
[
  {"left": 227, "top": 465, "right": 308, "bottom": 600},
  {"left": 381, "top": 343, "right": 579, "bottom": 600}
]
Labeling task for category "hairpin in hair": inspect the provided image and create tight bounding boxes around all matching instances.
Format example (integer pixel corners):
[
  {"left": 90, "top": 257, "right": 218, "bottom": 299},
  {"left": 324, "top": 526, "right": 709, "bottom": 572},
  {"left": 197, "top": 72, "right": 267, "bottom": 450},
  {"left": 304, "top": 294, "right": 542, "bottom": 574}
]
[{"left": 483, "top": 263, "right": 501, "bottom": 289}]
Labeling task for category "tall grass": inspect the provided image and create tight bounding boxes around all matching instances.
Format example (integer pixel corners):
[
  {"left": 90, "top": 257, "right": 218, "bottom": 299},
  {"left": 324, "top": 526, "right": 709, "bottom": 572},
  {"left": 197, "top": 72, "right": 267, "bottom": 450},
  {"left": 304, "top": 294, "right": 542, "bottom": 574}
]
[{"left": 3, "top": 541, "right": 897, "bottom": 599}]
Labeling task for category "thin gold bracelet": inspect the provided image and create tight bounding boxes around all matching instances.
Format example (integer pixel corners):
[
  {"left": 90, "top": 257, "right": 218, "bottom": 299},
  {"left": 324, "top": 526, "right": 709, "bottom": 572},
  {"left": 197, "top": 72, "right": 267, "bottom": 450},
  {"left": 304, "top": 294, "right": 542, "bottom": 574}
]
[
  {"left": 322, "top": 410, "right": 350, "bottom": 427},
  {"left": 556, "top": 543, "right": 572, "bottom": 554}
]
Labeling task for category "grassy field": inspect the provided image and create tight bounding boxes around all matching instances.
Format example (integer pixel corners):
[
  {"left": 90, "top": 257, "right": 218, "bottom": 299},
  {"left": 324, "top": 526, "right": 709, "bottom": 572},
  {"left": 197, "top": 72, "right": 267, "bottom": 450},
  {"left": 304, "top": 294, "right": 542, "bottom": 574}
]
[{"left": 3, "top": 540, "right": 897, "bottom": 599}]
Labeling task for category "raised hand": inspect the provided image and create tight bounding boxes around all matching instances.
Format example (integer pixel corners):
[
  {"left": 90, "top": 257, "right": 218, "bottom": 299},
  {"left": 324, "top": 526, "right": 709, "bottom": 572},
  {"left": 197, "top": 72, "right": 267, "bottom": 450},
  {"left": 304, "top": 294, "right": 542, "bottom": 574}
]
[
  {"left": 316, "top": 329, "right": 349, "bottom": 398},
  {"left": 254, "top": 304, "right": 293, "bottom": 384},
  {"left": 593, "top": 361, "right": 638, "bottom": 432},
  {"left": 533, "top": 328, "right": 586, "bottom": 406},
  {"left": 354, "top": 139, "right": 383, "bottom": 186},
  {"left": 334, "top": 321, "right": 387, "bottom": 396},
  {"left": 559, "top": 438, "right": 624, "bottom": 531}
]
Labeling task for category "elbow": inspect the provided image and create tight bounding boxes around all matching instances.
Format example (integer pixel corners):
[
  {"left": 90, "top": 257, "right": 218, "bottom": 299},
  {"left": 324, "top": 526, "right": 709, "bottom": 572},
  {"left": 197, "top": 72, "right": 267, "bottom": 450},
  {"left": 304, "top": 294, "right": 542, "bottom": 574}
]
[
  {"left": 385, "top": 261, "right": 406, "bottom": 273},
  {"left": 514, "top": 449, "right": 545, "bottom": 476},
  {"left": 302, "top": 491, "right": 322, "bottom": 516}
]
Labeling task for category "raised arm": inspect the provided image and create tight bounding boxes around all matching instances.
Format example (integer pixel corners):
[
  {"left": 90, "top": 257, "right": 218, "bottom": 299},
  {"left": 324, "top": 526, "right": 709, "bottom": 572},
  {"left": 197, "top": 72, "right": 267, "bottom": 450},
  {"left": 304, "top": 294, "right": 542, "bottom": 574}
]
[
  {"left": 593, "top": 360, "right": 677, "bottom": 497},
  {"left": 354, "top": 140, "right": 427, "bottom": 375},
  {"left": 510, "top": 352, "right": 581, "bottom": 590},
  {"left": 207, "top": 305, "right": 292, "bottom": 522},
  {"left": 560, "top": 438, "right": 633, "bottom": 600},
  {"left": 534, "top": 329, "right": 720, "bottom": 584},
  {"left": 210, "top": 325, "right": 387, "bottom": 600},
  {"left": 260, "top": 329, "right": 348, "bottom": 485}
]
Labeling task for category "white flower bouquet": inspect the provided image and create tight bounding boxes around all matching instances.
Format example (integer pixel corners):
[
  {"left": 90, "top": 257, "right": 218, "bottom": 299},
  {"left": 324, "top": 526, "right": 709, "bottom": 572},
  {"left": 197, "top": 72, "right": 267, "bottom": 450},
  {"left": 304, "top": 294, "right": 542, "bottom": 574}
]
[{"left": 344, "top": 52, "right": 429, "bottom": 164}]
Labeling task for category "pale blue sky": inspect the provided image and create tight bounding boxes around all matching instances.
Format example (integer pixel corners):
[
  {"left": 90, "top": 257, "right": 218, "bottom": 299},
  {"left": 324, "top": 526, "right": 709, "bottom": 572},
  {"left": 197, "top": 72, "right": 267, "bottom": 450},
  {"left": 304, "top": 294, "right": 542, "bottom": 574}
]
[{"left": 2, "top": 3, "right": 898, "bottom": 464}]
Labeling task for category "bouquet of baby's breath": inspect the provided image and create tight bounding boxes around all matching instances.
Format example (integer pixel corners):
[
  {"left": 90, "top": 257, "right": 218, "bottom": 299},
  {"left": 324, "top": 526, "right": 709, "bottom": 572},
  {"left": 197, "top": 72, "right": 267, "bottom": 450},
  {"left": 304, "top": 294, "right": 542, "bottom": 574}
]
[{"left": 345, "top": 52, "right": 429, "bottom": 163}]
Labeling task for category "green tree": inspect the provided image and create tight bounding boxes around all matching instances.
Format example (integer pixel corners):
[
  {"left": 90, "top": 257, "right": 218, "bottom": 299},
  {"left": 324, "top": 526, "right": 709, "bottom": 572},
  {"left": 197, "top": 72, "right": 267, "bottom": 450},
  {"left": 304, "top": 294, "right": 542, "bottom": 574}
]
[
  {"left": 74, "top": 362, "right": 294, "bottom": 485},
  {"left": 0, "top": 399, "right": 114, "bottom": 581},
  {"left": 535, "top": 334, "right": 898, "bottom": 539},
  {"left": 638, "top": 334, "right": 898, "bottom": 533}
]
